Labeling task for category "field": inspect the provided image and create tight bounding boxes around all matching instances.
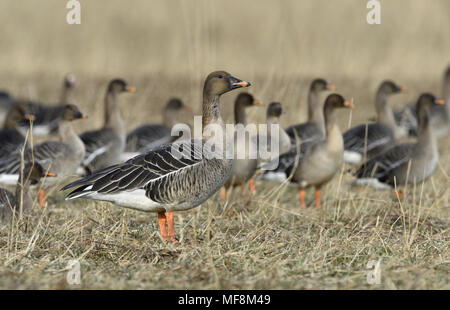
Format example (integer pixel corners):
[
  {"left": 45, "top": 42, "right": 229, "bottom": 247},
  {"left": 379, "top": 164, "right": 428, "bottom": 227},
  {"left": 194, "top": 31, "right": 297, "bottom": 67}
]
[{"left": 0, "top": 0, "right": 449, "bottom": 289}]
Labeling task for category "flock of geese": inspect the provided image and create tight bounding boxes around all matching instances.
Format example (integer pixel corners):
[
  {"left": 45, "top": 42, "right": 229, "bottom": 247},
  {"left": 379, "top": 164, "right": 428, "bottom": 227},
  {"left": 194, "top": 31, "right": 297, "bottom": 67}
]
[{"left": 0, "top": 67, "right": 448, "bottom": 242}]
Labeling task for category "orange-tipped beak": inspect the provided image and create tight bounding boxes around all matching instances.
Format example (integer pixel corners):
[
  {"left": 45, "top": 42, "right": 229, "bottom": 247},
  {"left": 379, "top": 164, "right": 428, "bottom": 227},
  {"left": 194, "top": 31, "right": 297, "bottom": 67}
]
[
  {"left": 81, "top": 113, "right": 88, "bottom": 119},
  {"left": 253, "top": 100, "right": 264, "bottom": 106},
  {"left": 399, "top": 87, "right": 406, "bottom": 93},
  {"left": 327, "top": 84, "right": 336, "bottom": 91},
  {"left": 184, "top": 105, "right": 192, "bottom": 111},
  {"left": 435, "top": 99, "right": 445, "bottom": 105},
  {"left": 46, "top": 172, "right": 57, "bottom": 177},
  {"left": 232, "top": 81, "right": 250, "bottom": 88},
  {"left": 126, "top": 86, "right": 137, "bottom": 93},
  {"left": 25, "top": 114, "right": 35, "bottom": 121},
  {"left": 344, "top": 101, "right": 355, "bottom": 109}
]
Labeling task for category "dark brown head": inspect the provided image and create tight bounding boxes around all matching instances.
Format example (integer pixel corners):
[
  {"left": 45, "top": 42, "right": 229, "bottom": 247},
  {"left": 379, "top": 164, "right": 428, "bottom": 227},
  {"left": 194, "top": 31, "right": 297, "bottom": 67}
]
[
  {"left": 267, "top": 102, "right": 283, "bottom": 118},
  {"left": 378, "top": 80, "right": 406, "bottom": 96},
  {"left": 166, "top": 98, "right": 187, "bottom": 111},
  {"left": 235, "top": 92, "right": 263, "bottom": 109},
  {"left": 107, "top": 79, "right": 136, "bottom": 94},
  {"left": 203, "top": 71, "right": 251, "bottom": 97},
  {"left": 64, "top": 73, "right": 77, "bottom": 89},
  {"left": 4, "top": 102, "right": 33, "bottom": 129},
  {"left": 61, "top": 104, "right": 88, "bottom": 121},
  {"left": 416, "top": 93, "right": 445, "bottom": 129},
  {"left": 311, "top": 78, "right": 335, "bottom": 92},
  {"left": 324, "top": 94, "right": 354, "bottom": 111},
  {"left": 21, "top": 163, "right": 57, "bottom": 185}
]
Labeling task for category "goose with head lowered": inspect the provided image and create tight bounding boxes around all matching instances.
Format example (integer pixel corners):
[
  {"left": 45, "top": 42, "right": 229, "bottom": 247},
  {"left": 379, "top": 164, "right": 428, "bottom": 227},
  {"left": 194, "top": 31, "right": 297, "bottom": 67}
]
[
  {"left": 343, "top": 80, "right": 405, "bottom": 165},
  {"left": 221, "top": 92, "right": 263, "bottom": 198},
  {"left": 289, "top": 94, "right": 354, "bottom": 208},
  {"left": 0, "top": 163, "right": 56, "bottom": 221},
  {"left": 125, "top": 98, "right": 191, "bottom": 154},
  {"left": 354, "top": 94, "right": 444, "bottom": 190},
  {"left": 79, "top": 79, "right": 136, "bottom": 174},
  {"left": 61, "top": 71, "right": 251, "bottom": 243},
  {"left": 260, "top": 79, "right": 335, "bottom": 182},
  {"left": 0, "top": 104, "right": 87, "bottom": 206}
]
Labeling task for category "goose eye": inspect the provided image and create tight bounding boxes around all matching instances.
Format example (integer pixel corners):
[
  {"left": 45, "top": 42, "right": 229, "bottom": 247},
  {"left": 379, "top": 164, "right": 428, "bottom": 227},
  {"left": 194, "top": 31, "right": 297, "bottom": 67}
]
[{"left": 217, "top": 75, "right": 223, "bottom": 79}]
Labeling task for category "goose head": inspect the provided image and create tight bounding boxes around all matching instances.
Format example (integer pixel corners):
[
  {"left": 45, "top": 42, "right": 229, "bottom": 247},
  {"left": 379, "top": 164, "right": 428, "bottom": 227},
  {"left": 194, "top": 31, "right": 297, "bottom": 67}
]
[
  {"left": 267, "top": 102, "right": 283, "bottom": 118},
  {"left": 416, "top": 93, "right": 444, "bottom": 115},
  {"left": 235, "top": 92, "right": 263, "bottom": 109},
  {"left": 203, "top": 71, "right": 251, "bottom": 97},
  {"left": 378, "top": 80, "right": 406, "bottom": 96},
  {"left": 324, "top": 94, "right": 354, "bottom": 111},
  {"left": 21, "top": 163, "right": 57, "bottom": 186},
  {"left": 166, "top": 98, "right": 189, "bottom": 111},
  {"left": 4, "top": 102, "right": 33, "bottom": 128},
  {"left": 61, "top": 104, "right": 88, "bottom": 121},
  {"left": 107, "top": 79, "right": 137, "bottom": 94},
  {"left": 64, "top": 73, "right": 77, "bottom": 89},
  {"left": 311, "top": 78, "right": 335, "bottom": 92}
]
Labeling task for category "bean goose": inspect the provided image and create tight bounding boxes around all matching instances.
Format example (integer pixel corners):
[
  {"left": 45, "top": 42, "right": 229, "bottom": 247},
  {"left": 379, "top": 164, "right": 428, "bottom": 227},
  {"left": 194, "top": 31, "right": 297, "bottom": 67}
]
[
  {"left": 343, "top": 81, "right": 405, "bottom": 165},
  {"left": 0, "top": 104, "right": 87, "bottom": 206},
  {"left": 221, "top": 92, "right": 263, "bottom": 198},
  {"left": 394, "top": 66, "right": 450, "bottom": 139},
  {"left": 17, "top": 73, "right": 77, "bottom": 137},
  {"left": 354, "top": 94, "right": 444, "bottom": 189},
  {"left": 0, "top": 163, "right": 56, "bottom": 221},
  {"left": 0, "top": 102, "right": 34, "bottom": 162},
  {"left": 0, "top": 91, "right": 13, "bottom": 127},
  {"left": 125, "top": 98, "right": 191, "bottom": 153},
  {"left": 62, "top": 71, "right": 250, "bottom": 242},
  {"left": 79, "top": 79, "right": 136, "bottom": 174},
  {"left": 260, "top": 79, "right": 334, "bottom": 182},
  {"left": 290, "top": 94, "right": 354, "bottom": 208}
]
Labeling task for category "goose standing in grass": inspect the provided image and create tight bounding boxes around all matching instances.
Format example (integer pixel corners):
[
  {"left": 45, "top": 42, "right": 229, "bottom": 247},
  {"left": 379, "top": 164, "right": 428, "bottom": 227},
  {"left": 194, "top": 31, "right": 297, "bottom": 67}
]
[
  {"left": 62, "top": 71, "right": 250, "bottom": 242},
  {"left": 79, "top": 79, "right": 136, "bottom": 174},
  {"left": 0, "top": 163, "right": 56, "bottom": 221},
  {"left": 17, "top": 73, "right": 77, "bottom": 137},
  {"left": 0, "top": 91, "right": 13, "bottom": 127},
  {"left": 260, "top": 79, "right": 334, "bottom": 182},
  {"left": 125, "top": 98, "right": 191, "bottom": 153},
  {"left": 290, "top": 94, "right": 354, "bottom": 208},
  {"left": 221, "top": 92, "right": 263, "bottom": 198},
  {"left": 354, "top": 94, "right": 444, "bottom": 190},
  {"left": 394, "top": 66, "right": 450, "bottom": 139},
  {"left": 0, "top": 104, "right": 87, "bottom": 206},
  {"left": 0, "top": 102, "right": 34, "bottom": 162},
  {"left": 343, "top": 81, "right": 405, "bottom": 165}
]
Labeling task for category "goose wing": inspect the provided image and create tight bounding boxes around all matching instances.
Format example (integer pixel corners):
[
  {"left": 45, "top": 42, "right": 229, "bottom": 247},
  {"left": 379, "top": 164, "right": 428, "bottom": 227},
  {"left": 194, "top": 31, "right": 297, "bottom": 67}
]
[
  {"left": 125, "top": 124, "right": 172, "bottom": 152},
  {"left": 62, "top": 139, "right": 205, "bottom": 203},
  {"left": 355, "top": 143, "right": 415, "bottom": 180},
  {"left": 80, "top": 128, "right": 119, "bottom": 167},
  {"left": 343, "top": 123, "right": 394, "bottom": 153},
  {"left": 285, "top": 122, "right": 323, "bottom": 143}
]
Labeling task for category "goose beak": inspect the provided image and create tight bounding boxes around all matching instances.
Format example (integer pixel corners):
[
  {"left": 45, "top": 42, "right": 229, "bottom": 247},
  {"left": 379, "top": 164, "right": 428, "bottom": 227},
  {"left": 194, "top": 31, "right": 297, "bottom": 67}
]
[
  {"left": 126, "top": 86, "right": 137, "bottom": 93},
  {"left": 399, "top": 87, "right": 407, "bottom": 93},
  {"left": 435, "top": 99, "right": 445, "bottom": 105},
  {"left": 184, "top": 105, "right": 192, "bottom": 111},
  {"left": 253, "top": 100, "right": 264, "bottom": 106},
  {"left": 46, "top": 172, "right": 57, "bottom": 177},
  {"left": 344, "top": 101, "right": 355, "bottom": 109},
  {"left": 230, "top": 75, "right": 251, "bottom": 89},
  {"left": 76, "top": 111, "right": 88, "bottom": 119},
  {"left": 327, "top": 84, "right": 336, "bottom": 91},
  {"left": 25, "top": 114, "right": 35, "bottom": 121}
]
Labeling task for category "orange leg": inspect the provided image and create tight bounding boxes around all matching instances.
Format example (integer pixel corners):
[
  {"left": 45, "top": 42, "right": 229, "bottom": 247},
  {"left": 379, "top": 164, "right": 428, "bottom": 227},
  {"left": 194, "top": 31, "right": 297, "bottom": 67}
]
[
  {"left": 395, "top": 189, "right": 403, "bottom": 198},
  {"left": 314, "top": 188, "right": 321, "bottom": 208},
  {"left": 158, "top": 213, "right": 168, "bottom": 242},
  {"left": 220, "top": 188, "right": 227, "bottom": 200},
  {"left": 299, "top": 189, "right": 306, "bottom": 208},
  {"left": 166, "top": 212, "right": 177, "bottom": 242},
  {"left": 39, "top": 189, "right": 47, "bottom": 207},
  {"left": 249, "top": 178, "right": 256, "bottom": 195}
]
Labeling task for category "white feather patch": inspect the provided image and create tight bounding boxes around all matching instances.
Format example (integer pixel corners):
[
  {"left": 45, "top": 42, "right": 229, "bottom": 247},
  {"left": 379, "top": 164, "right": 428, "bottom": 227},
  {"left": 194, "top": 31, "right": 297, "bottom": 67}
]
[{"left": 343, "top": 151, "right": 363, "bottom": 165}]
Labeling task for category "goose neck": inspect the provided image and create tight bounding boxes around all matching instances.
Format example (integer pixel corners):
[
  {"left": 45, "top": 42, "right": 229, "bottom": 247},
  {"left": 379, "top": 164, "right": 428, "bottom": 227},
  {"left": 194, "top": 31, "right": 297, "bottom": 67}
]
[{"left": 307, "top": 90, "right": 325, "bottom": 132}]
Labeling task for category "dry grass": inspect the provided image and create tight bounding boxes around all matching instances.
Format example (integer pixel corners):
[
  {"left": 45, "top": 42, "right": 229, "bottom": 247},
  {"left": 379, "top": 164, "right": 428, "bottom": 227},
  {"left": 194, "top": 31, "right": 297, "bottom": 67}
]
[{"left": 0, "top": 0, "right": 449, "bottom": 289}]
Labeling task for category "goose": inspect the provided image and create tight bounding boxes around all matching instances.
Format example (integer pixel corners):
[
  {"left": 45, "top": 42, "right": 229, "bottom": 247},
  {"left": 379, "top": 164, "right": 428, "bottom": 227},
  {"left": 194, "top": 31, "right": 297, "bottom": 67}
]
[
  {"left": 125, "top": 98, "right": 191, "bottom": 154},
  {"left": 0, "top": 91, "right": 13, "bottom": 127},
  {"left": 0, "top": 104, "right": 87, "bottom": 206},
  {"left": 0, "top": 102, "right": 34, "bottom": 162},
  {"left": 394, "top": 66, "right": 450, "bottom": 139},
  {"left": 61, "top": 71, "right": 251, "bottom": 242},
  {"left": 354, "top": 94, "right": 444, "bottom": 190},
  {"left": 343, "top": 81, "right": 405, "bottom": 165},
  {"left": 290, "top": 94, "right": 354, "bottom": 208},
  {"left": 79, "top": 79, "right": 136, "bottom": 174},
  {"left": 0, "top": 163, "right": 56, "bottom": 221},
  {"left": 221, "top": 92, "right": 263, "bottom": 198},
  {"left": 259, "top": 79, "right": 334, "bottom": 182},
  {"left": 17, "top": 73, "right": 77, "bottom": 137}
]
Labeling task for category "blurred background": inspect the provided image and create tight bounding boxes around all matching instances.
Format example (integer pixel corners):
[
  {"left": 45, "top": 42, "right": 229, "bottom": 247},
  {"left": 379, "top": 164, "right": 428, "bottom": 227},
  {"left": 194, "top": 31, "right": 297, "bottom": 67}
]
[{"left": 0, "top": 0, "right": 449, "bottom": 131}]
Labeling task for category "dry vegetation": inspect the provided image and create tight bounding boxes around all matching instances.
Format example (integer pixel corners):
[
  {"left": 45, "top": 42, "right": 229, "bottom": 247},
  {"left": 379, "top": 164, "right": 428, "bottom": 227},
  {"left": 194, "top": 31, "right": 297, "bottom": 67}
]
[{"left": 0, "top": 0, "right": 449, "bottom": 289}]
